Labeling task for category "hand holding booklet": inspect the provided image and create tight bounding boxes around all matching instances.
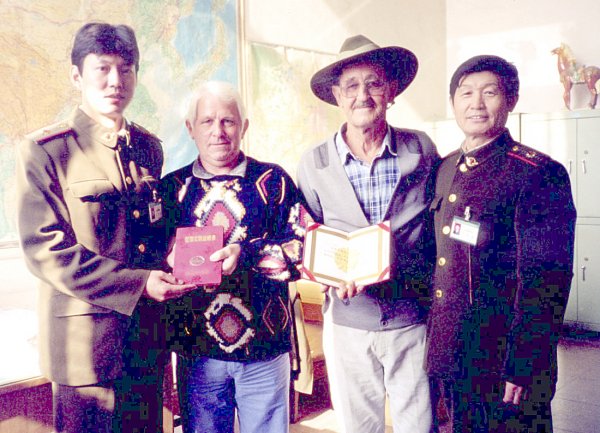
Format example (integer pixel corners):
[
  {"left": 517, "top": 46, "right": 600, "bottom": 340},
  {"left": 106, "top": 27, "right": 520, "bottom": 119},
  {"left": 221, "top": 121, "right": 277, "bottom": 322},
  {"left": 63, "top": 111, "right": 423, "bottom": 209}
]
[
  {"left": 301, "top": 221, "right": 390, "bottom": 286},
  {"left": 173, "top": 226, "right": 224, "bottom": 285}
]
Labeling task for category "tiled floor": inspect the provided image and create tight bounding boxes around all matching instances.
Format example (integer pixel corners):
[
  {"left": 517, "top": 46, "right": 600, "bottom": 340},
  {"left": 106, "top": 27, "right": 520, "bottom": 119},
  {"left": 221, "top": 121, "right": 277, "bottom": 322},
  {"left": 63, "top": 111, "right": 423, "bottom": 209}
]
[
  {"left": 289, "top": 330, "right": 600, "bottom": 433},
  {"left": 552, "top": 330, "right": 600, "bottom": 433}
]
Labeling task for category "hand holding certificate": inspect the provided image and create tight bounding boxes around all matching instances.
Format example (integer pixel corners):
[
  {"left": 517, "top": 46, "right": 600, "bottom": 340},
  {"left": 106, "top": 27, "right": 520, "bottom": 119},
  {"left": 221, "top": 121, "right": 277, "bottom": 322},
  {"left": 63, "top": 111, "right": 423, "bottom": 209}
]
[
  {"left": 173, "top": 226, "right": 224, "bottom": 285},
  {"left": 301, "top": 221, "right": 390, "bottom": 286}
]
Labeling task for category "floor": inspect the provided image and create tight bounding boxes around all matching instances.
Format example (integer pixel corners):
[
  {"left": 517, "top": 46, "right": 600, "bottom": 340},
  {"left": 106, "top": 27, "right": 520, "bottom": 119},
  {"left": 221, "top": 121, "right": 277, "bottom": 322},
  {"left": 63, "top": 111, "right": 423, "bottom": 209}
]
[
  {"left": 552, "top": 329, "right": 600, "bottom": 433},
  {"left": 175, "top": 330, "right": 600, "bottom": 433}
]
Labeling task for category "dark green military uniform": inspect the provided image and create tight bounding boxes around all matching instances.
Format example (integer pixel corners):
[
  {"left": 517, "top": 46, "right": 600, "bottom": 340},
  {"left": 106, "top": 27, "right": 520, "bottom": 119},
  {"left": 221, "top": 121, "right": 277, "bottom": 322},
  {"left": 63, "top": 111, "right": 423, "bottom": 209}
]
[{"left": 426, "top": 129, "right": 576, "bottom": 432}]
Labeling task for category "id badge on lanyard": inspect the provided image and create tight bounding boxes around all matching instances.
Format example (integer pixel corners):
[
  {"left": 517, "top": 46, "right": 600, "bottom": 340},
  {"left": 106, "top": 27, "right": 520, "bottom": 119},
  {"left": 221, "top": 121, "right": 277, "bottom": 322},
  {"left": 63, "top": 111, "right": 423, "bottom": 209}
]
[
  {"left": 148, "top": 189, "right": 163, "bottom": 223},
  {"left": 449, "top": 206, "right": 480, "bottom": 246}
]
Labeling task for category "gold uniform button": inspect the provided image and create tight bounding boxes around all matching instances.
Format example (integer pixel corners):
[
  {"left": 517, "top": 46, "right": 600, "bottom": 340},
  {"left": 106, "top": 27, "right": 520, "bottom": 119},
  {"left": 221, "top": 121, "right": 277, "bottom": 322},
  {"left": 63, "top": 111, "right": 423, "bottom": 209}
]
[
  {"left": 132, "top": 209, "right": 141, "bottom": 219},
  {"left": 448, "top": 194, "right": 457, "bottom": 203},
  {"left": 438, "top": 257, "right": 446, "bottom": 266},
  {"left": 138, "top": 243, "right": 146, "bottom": 253},
  {"left": 512, "top": 145, "right": 519, "bottom": 151},
  {"left": 435, "top": 289, "right": 443, "bottom": 298},
  {"left": 459, "top": 163, "right": 468, "bottom": 173},
  {"left": 126, "top": 176, "right": 133, "bottom": 185},
  {"left": 442, "top": 225, "right": 451, "bottom": 235}
]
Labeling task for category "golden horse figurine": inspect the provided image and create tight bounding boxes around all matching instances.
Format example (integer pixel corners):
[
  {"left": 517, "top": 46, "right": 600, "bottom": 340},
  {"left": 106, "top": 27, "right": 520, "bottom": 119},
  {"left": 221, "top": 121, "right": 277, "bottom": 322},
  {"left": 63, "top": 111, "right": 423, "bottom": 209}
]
[{"left": 551, "top": 43, "right": 600, "bottom": 110}]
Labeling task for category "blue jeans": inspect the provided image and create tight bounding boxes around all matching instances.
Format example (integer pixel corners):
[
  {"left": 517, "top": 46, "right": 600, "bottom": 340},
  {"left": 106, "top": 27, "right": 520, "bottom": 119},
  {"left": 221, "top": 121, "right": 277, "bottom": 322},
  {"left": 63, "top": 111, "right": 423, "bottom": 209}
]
[{"left": 176, "top": 353, "right": 290, "bottom": 433}]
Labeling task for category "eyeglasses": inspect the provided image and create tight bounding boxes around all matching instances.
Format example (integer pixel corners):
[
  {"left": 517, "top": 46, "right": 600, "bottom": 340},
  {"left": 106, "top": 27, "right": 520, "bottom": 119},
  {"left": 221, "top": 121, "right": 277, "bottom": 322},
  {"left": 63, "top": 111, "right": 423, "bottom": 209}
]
[{"left": 338, "top": 79, "right": 387, "bottom": 98}]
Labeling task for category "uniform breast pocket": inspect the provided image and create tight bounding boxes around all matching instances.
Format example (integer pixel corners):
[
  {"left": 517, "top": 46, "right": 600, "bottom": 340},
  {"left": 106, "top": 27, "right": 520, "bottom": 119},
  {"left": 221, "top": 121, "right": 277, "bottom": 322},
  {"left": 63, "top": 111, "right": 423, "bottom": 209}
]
[
  {"left": 69, "top": 178, "right": 116, "bottom": 202},
  {"left": 66, "top": 178, "right": 120, "bottom": 251}
]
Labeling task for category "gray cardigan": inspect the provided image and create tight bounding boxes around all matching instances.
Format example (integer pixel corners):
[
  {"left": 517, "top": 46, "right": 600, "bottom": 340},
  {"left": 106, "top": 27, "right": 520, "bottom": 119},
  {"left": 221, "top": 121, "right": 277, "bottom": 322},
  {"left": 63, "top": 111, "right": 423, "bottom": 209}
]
[{"left": 297, "top": 126, "right": 440, "bottom": 330}]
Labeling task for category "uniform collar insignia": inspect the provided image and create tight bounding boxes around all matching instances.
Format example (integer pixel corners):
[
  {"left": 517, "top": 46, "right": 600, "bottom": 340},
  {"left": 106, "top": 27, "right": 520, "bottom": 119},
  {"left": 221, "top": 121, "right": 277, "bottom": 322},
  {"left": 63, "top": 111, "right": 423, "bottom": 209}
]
[{"left": 465, "top": 156, "right": 479, "bottom": 167}]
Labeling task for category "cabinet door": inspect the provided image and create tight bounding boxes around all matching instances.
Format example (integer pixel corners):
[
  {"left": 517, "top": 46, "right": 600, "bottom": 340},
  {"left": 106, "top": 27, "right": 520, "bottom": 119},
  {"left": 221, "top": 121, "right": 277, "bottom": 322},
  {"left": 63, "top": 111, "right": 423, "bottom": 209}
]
[
  {"left": 576, "top": 118, "right": 600, "bottom": 217},
  {"left": 575, "top": 224, "right": 600, "bottom": 329},
  {"left": 520, "top": 116, "right": 577, "bottom": 201},
  {"left": 564, "top": 250, "right": 578, "bottom": 323}
]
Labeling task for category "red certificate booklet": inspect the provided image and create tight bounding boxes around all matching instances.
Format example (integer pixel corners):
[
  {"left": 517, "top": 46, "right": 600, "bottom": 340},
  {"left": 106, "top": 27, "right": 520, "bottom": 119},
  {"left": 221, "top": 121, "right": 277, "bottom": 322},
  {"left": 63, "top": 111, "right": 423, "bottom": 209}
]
[{"left": 173, "top": 226, "right": 224, "bottom": 285}]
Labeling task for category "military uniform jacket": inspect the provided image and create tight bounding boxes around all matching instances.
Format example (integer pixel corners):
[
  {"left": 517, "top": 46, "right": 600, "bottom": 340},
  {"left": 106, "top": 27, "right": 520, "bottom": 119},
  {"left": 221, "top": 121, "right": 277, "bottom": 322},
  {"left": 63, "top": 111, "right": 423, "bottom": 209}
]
[
  {"left": 426, "top": 129, "right": 576, "bottom": 401},
  {"left": 16, "top": 108, "right": 164, "bottom": 386}
]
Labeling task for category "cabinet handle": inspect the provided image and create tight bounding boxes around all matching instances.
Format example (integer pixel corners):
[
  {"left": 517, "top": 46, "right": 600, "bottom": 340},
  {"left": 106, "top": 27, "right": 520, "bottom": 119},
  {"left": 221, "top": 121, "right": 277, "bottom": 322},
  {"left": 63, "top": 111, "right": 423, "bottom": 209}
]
[
  {"left": 582, "top": 159, "right": 587, "bottom": 174},
  {"left": 581, "top": 265, "right": 586, "bottom": 281}
]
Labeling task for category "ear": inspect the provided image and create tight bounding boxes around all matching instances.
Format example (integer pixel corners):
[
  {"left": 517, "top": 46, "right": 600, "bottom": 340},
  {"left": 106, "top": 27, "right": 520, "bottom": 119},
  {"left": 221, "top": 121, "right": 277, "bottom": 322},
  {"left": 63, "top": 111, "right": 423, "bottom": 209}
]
[
  {"left": 331, "top": 86, "right": 343, "bottom": 107},
  {"left": 185, "top": 119, "right": 194, "bottom": 136},
  {"left": 241, "top": 119, "right": 249, "bottom": 139},
  {"left": 70, "top": 65, "right": 82, "bottom": 90},
  {"left": 507, "top": 95, "right": 519, "bottom": 112},
  {"left": 450, "top": 95, "right": 457, "bottom": 116}
]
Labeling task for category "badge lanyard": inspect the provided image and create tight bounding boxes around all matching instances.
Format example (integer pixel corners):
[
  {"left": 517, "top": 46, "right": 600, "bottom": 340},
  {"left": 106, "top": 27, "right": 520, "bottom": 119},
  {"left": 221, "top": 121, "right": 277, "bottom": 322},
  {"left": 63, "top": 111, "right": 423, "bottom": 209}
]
[
  {"left": 450, "top": 206, "right": 479, "bottom": 305},
  {"left": 440, "top": 160, "right": 481, "bottom": 305},
  {"left": 449, "top": 206, "right": 479, "bottom": 246},
  {"left": 148, "top": 189, "right": 163, "bottom": 223}
]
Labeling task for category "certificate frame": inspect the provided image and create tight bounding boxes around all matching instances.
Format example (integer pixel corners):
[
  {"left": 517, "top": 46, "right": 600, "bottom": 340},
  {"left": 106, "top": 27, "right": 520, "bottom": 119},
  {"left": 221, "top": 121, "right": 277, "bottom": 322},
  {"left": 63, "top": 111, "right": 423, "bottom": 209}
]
[{"left": 301, "top": 221, "right": 390, "bottom": 286}]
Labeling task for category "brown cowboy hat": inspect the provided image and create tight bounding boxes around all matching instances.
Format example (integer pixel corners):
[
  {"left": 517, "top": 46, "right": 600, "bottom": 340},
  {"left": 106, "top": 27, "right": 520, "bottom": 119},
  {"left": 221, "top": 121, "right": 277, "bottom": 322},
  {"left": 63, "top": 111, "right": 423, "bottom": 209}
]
[{"left": 310, "top": 34, "right": 418, "bottom": 105}]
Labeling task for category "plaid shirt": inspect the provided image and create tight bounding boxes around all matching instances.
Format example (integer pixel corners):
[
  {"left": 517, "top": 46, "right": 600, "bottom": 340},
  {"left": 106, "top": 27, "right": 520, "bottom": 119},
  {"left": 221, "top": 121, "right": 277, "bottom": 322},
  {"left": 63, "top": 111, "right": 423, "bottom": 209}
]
[{"left": 335, "top": 125, "right": 400, "bottom": 224}]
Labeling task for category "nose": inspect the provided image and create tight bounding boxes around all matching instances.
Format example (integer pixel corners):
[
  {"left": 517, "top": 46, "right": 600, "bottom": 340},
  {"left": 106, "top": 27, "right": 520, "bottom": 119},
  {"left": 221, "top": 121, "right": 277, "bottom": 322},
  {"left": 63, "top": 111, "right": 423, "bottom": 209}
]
[
  {"left": 108, "top": 67, "right": 123, "bottom": 89},
  {"left": 211, "top": 121, "right": 226, "bottom": 137},
  {"left": 356, "top": 83, "right": 371, "bottom": 100},
  {"left": 471, "top": 92, "right": 485, "bottom": 108}
]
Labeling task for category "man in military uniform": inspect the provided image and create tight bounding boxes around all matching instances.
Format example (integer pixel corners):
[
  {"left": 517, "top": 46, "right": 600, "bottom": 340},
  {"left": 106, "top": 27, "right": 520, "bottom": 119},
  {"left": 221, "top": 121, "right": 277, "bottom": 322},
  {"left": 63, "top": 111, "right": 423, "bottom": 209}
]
[
  {"left": 16, "top": 22, "right": 194, "bottom": 433},
  {"left": 426, "top": 55, "right": 576, "bottom": 432}
]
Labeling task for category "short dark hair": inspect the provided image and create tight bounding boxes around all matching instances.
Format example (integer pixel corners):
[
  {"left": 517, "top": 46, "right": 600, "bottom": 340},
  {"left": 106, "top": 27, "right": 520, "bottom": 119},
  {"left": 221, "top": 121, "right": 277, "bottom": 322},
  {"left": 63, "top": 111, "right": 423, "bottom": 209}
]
[
  {"left": 449, "top": 55, "right": 519, "bottom": 104},
  {"left": 71, "top": 22, "right": 140, "bottom": 72}
]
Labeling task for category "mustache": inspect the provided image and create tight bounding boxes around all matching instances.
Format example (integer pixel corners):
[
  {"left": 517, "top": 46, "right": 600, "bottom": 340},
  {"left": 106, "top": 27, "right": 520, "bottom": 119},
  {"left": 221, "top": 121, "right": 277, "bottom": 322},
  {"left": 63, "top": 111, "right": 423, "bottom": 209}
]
[{"left": 353, "top": 101, "right": 375, "bottom": 109}]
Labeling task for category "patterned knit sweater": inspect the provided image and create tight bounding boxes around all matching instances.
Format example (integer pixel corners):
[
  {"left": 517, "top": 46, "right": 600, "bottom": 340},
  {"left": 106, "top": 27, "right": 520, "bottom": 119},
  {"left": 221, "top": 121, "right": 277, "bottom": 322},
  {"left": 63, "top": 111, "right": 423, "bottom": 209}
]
[{"left": 162, "top": 155, "right": 311, "bottom": 361}]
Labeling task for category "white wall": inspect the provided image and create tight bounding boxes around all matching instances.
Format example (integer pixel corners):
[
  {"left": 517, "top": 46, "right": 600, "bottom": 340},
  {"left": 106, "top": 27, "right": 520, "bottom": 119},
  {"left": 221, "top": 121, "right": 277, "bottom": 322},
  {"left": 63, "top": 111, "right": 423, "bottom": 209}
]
[
  {"left": 245, "top": 0, "right": 600, "bottom": 124},
  {"left": 446, "top": 0, "right": 600, "bottom": 116},
  {"left": 244, "top": 0, "right": 447, "bottom": 127}
]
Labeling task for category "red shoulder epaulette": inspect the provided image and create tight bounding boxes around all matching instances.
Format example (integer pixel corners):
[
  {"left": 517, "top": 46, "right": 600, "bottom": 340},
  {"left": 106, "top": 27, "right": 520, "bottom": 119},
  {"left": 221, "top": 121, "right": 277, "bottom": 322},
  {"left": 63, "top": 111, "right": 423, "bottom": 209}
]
[{"left": 507, "top": 144, "right": 543, "bottom": 167}]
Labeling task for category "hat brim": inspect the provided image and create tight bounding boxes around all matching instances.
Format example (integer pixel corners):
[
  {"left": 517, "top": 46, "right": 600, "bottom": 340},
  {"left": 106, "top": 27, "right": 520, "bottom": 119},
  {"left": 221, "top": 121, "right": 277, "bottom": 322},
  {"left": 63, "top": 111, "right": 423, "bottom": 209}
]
[{"left": 310, "top": 47, "right": 418, "bottom": 105}]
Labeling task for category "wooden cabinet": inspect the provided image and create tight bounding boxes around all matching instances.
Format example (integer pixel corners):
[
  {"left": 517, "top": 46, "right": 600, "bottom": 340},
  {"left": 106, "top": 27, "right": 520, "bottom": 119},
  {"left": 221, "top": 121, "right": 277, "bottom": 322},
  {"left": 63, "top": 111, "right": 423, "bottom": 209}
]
[{"left": 521, "top": 110, "right": 600, "bottom": 331}]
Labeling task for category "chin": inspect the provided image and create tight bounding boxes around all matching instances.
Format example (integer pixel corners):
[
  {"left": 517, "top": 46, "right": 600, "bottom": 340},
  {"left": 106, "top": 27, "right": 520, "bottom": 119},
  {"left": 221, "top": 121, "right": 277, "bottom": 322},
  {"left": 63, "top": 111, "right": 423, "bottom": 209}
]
[
  {"left": 352, "top": 117, "right": 376, "bottom": 128},
  {"left": 100, "top": 104, "right": 125, "bottom": 115}
]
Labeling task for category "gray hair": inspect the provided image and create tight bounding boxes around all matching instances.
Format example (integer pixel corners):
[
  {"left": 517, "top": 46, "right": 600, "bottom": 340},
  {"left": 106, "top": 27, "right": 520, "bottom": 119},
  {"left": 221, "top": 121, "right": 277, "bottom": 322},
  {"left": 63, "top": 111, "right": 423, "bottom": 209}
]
[{"left": 186, "top": 81, "right": 246, "bottom": 125}]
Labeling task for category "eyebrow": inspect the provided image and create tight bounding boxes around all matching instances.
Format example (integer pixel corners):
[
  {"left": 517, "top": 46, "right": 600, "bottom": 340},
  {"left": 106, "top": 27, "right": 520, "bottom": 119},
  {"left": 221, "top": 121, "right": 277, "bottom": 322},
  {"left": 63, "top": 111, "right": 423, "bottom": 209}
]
[
  {"left": 459, "top": 81, "right": 500, "bottom": 89},
  {"left": 340, "top": 74, "right": 384, "bottom": 83}
]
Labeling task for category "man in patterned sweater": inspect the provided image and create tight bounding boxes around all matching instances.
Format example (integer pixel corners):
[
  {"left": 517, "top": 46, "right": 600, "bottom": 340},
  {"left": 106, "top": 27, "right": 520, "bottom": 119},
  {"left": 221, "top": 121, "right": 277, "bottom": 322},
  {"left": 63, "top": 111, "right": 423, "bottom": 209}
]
[{"left": 161, "top": 81, "right": 310, "bottom": 433}]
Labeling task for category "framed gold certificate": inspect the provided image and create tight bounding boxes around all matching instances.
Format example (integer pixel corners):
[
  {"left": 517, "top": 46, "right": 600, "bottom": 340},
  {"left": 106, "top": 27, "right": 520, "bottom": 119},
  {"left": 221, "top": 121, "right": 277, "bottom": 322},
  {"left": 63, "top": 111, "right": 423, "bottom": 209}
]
[{"left": 301, "top": 221, "right": 390, "bottom": 286}]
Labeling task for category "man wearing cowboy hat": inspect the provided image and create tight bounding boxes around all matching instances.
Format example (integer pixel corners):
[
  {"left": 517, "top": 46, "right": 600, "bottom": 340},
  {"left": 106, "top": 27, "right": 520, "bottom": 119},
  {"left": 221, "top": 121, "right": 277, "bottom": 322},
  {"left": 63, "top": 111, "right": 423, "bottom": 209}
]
[{"left": 297, "top": 35, "right": 439, "bottom": 433}]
